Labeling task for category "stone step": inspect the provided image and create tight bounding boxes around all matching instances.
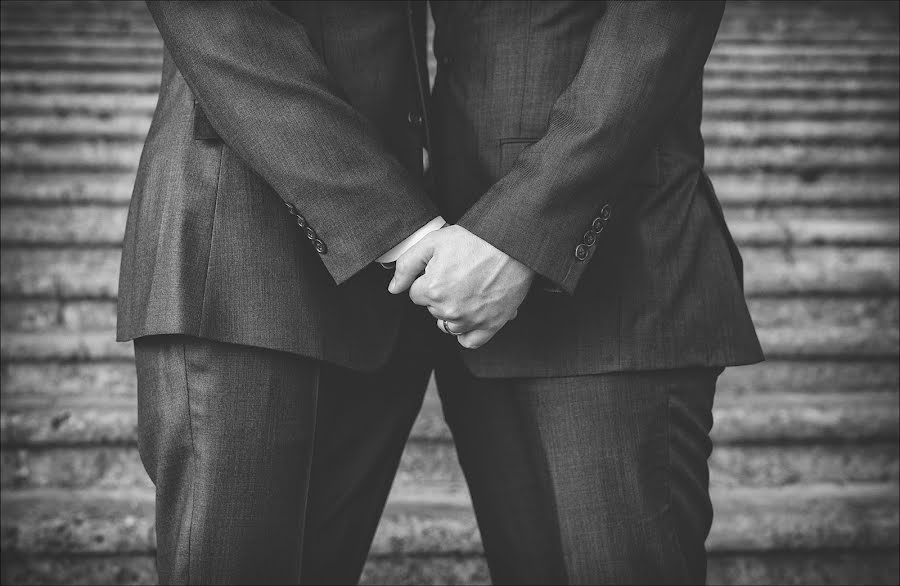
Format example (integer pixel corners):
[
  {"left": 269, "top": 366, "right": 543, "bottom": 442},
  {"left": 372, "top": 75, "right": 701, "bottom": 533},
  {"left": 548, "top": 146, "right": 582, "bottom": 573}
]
[
  {"left": 0, "top": 140, "right": 145, "bottom": 171},
  {"left": 2, "top": 37, "right": 898, "bottom": 68},
  {"left": 702, "top": 77, "right": 899, "bottom": 98},
  {"left": 3, "top": 247, "right": 896, "bottom": 299},
  {"left": 1, "top": 318, "right": 897, "bottom": 362},
  {"left": 729, "top": 218, "right": 900, "bottom": 246},
  {"left": 5, "top": 297, "right": 896, "bottom": 339},
  {"left": 713, "top": 173, "right": 900, "bottom": 206},
  {"left": 720, "top": 359, "right": 900, "bottom": 396},
  {"left": 709, "top": 45, "right": 900, "bottom": 62},
  {"left": 5, "top": 114, "right": 897, "bottom": 145},
  {"left": 4, "top": 71, "right": 898, "bottom": 98},
  {"left": 0, "top": 249, "right": 122, "bottom": 298},
  {"left": 3, "top": 359, "right": 896, "bottom": 408},
  {"left": 5, "top": 93, "right": 897, "bottom": 121},
  {"left": 0, "top": 1, "right": 894, "bottom": 30},
  {"left": 741, "top": 247, "right": 899, "bottom": 296},
  {"left": 2, "top": 140, "right": 897, "bottom": 173},
  {"left": 2, "top": 390, "right": 896, "bottom": 447},
  {"left": 2, "top": 27, "right": 896, "bottom": 50},
  {"left": 0, "top": 205, "right": 128, "bottom": 244},
  {"left": 707, "top": 551, "right": 900, "bottom": 586},
  {"left": 3, "top": 16, "right": 895, "bottom": 41},
  {"left": 2, "top": 483, "right": 897, "bottom": 555},
  {"left": 0, "top": 71, "right": 162, "bottom": 92},
  {"left": 0, "top": 171, "right": 138, "bottom": 203},
  {"left": 704, "top": 97, "right": 900, "bottom": 120},
  {"left": 705, "top": 145, "right": 900, "bottom": 172},
  {"left": 3, "top": 50, "right": 898, "bottom": 77},
  {"left": 3, "top": 205, "right": 896, "bottom": 246},
  {"left": 5, "top": 550, "right": 900, "bottom": 586},
  {"left": 1, "top": 114, "right": 152, "bottom": 139},
  {"left": 0, "top": 362, "right": 140, "bottom": 403},
  {"left": 0, "top": 4, "right": 894, "bottom": 27},
  {"left": 4, "top": 170, "right": 897, "bottom": 207},
  {"left": 2, "top": 437, "right": 898, "bottom": 491},
  {"left": 702, "top": 120, "right": 900, "bottom": 145},
  {"left": 0, "top": 2, "right": 893, "bottom": 33},
  {"left": 2, "top": 299, "right": 121, "bottom": 332}
]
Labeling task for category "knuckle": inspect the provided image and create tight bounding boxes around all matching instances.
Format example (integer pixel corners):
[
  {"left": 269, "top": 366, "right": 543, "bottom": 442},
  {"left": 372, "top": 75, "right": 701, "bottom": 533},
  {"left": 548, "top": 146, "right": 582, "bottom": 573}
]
[{"left": 425, "top": 280, "right": 442, "bottom": 301}]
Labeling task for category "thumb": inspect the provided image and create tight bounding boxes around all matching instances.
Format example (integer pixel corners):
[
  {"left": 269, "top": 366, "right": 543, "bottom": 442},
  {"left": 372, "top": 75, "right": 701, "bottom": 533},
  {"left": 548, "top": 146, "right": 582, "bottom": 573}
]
[{"left": 388, "top": 237, "right": 435, "bottom": 294}]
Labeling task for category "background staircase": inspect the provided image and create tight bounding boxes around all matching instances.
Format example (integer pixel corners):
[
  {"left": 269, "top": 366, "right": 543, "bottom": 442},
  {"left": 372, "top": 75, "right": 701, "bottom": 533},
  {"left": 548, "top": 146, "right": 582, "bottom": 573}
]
[{"left": 1, "top": 1, "right": 898, "bottom": 584}]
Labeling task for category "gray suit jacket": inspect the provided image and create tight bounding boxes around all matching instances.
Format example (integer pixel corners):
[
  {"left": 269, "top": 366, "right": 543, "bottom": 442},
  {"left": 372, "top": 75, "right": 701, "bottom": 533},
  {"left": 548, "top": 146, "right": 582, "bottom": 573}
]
[
  {"left": 430, "top": 0, "right": 763, "bottom": 376},
  {"left": 118, "top": 0, "right": 763, "bottom": 376},
  {"left": 118, "top": 1, "right": 437, "bottom": 370}
]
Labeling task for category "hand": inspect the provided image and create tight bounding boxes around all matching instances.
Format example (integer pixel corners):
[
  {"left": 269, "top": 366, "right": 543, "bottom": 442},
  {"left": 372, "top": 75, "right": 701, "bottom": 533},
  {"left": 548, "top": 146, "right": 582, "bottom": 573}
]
[{"left": 388, "top": 225, "right": 535, "bottom": 349}]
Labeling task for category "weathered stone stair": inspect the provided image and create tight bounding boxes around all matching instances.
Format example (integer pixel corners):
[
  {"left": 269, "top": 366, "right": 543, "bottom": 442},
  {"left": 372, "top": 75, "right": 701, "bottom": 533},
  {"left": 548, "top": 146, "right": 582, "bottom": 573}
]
[{"left": 1, "top": 1, "right": 898, "bottom": 584}]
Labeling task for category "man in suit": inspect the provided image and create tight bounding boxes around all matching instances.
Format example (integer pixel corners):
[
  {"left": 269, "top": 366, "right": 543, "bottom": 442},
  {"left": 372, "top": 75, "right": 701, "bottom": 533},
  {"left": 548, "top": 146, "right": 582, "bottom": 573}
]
[
  {"left": 120, "top": 1, "right": 762, "bottom": 584},
  {"left": 384, "top": 2, "right": 765, "bottom": 582}
]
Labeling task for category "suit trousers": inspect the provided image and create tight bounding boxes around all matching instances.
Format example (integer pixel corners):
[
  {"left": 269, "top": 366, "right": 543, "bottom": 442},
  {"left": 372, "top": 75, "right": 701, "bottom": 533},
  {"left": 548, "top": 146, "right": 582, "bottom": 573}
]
[{"left": 134, "top": 305, "right": 719, "bottom": 585}]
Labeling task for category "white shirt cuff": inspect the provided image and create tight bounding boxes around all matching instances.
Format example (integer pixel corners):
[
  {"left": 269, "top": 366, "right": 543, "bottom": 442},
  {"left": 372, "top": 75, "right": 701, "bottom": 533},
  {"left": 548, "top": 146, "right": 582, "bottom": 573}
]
[{"left": 377, "top": 216, "right": 446, "bottom": 264}]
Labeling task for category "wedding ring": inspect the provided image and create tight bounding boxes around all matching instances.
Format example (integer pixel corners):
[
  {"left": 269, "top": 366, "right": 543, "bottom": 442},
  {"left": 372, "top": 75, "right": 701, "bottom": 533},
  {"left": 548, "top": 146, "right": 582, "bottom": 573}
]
[{"left": 441, "top": 319, "right": 461, "bottom": 336}]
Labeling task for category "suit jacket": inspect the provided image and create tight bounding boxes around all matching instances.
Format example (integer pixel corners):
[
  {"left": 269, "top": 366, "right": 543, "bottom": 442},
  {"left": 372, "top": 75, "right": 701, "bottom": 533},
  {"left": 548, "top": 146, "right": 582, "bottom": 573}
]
[
  {"left": 118, "top": 0, "right": 437, "bottom": 370},
  {"left": 118, "top": 0, "right": 764, "bottom": 377},
  {"left": 429, "top": 0, "right": 763, "bottom": 376}
]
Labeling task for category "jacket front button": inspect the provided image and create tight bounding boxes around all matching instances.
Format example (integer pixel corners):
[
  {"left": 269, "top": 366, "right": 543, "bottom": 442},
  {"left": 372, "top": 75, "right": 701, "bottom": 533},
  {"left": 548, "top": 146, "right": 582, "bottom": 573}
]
[
  {"left": 600, "top": 204, "right": 612, "bottom": 221},
  {"left": 407, "top": 111, "right": 423, "bottom": 126},
  {"left": 314, "top": 239, "right": 327, "bottom": 254},
  {"left": 306, "top": 227, "right": 316, "bottom": 241},
  {"left": 574, "top": 244, "right": 589, "bottom": 261}
]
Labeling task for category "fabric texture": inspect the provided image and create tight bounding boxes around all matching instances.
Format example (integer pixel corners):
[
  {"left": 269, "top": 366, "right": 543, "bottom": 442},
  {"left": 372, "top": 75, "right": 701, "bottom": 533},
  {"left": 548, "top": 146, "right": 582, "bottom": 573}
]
[
  {"left": 436, "top": 342, "right": 719, "bottom": 584},
  {"left": 135, "top": 308, "right": 719, "bottom": 584},
  {"left": 429, "top": 0, "right": 763, "bottom": 376},
  {"left": 118, "top": 1, "right": 435, "bottom": 371},
  {"left": 119, "top": 0, "right": 763, "bottom": 377}
]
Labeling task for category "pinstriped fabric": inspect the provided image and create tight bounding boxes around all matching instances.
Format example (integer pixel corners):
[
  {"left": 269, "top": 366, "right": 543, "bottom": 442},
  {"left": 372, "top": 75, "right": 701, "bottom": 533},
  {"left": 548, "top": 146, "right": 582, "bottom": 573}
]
[
  {"left": 118, "top": 2, "right": 435, "bottom": 372},
  {"left": 429, "top": 1, "right": 764, "bottom": 376},
  {"left": 120, "top": 1, "right": 762, "bottom": 377}
]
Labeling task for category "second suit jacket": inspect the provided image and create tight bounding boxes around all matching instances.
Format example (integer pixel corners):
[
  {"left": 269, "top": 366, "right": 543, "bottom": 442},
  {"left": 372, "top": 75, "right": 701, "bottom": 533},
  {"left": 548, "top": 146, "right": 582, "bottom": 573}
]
[{"left": 429, "top": 0, "right": 763, "bottom": 376}]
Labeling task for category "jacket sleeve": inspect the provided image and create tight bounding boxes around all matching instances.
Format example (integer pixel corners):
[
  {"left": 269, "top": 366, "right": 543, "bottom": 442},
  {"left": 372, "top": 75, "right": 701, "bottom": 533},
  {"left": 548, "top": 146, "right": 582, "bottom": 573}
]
[
  {"left": 146, "top": 1, "right": 438, "bottom": 284},
  {"left": 456, "top": 1, "right": 724, "bottom": 294}
]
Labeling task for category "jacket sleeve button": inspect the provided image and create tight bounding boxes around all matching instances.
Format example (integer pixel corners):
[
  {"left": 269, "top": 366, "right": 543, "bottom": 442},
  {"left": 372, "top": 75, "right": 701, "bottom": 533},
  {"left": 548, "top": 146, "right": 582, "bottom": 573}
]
[
  {"left": 600, "top": 204, "right": 612, "bottom": 221},
  {"left": 314, "top": 239, "right": 327, "bottom": 254},
  {"left": 295, "top": 215, "right": 307, "bottom": 229},
  {"left": 306, "top": 227, "right": 317, "bottom": 241},
  {"left": 574, "top": 244, "right": 589, "bottom": 261},
  {"left": 591, "top": 217, "right": 605, "bottom": 232},
  {"left": 583, "top": 230, "right": 597, "bottom": 246}
]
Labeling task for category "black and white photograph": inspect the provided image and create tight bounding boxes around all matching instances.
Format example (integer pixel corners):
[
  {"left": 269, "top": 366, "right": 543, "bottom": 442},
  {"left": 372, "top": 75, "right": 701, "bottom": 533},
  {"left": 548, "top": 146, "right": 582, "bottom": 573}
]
[{"left": 0, "top": 1, "right": 898, "bottom": 584}]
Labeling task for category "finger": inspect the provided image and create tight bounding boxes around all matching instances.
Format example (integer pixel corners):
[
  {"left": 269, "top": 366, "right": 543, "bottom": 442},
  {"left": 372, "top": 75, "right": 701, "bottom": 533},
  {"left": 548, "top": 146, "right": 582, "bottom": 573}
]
[
  {"left": 388, "top": 236, "right": 435, "bottom": 294},
  {"left": 409, "top": 275, "right": 430, "bottom": 306},
  {"left": 436, "top": 319, "right": 471, "bottom": 336},
  {"left": 425, "top": 302, "right": 465, "bottom": 321},
  {"left": 457, "top": 328, "right": 498, "bottom": 349}
]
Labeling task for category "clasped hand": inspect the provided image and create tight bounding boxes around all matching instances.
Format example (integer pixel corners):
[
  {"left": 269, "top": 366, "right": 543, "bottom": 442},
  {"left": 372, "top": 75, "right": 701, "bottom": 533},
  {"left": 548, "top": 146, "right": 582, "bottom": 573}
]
[{"left": 388, "top": 225, "right": 535, "bottom": 349}]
